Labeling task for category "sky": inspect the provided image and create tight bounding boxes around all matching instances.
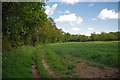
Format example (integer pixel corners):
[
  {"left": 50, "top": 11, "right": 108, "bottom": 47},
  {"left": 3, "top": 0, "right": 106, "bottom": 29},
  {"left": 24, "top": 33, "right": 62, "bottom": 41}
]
[{"left": 44, "top": 0, "right": 120, "bottom": 36}]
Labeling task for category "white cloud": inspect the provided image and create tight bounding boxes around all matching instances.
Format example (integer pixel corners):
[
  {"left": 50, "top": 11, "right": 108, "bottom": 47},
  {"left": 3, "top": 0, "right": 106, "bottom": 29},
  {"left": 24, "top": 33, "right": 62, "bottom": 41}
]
[
  {"left": 55, "top": 13, "right": 83, "bottom": 26},
  {"left": 61, "top": 0, "right": 80, "bottom": 5},
  {"left": 88, "top": 3, "right": 94, "bottom": 7},
  {"left": 55, "top": 14, "right": 77, "bottom": 22},
  {"left": 98, "top": 8, "right": 119, "bottom": 20},
  {"left": 87, "top": 27, "right": 94, "bottom": 36},
  {"left": 88, "top": 27, "right": 94, "bottom": 31},
  {"left": 45, "top": 3, "right": 58, "bottom": 15},
  {"left": 72, "top": 27, "right": 80, "bottom": 31},
  {"left": 95, "top": 32, "right": 101, "bottom": 34}
]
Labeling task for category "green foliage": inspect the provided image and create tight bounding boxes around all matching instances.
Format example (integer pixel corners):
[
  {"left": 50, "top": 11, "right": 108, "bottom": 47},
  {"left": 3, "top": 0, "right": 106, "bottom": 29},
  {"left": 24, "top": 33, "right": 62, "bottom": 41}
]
[
  {"left": 2, "top": 46, "right": 35, "bottom": 78},
  {"left": 40, "top": 18, "right": 64, "bottom": 43},
  {"left": 63, "top": 32, "right": 71, "bottom": 42},
  {"left": 91, "top": 32, "right": 120, "bottom": 41},
  {"left": 2, "top": 2, "right": 64, "bottom": 51},
  {"left": 2, "top": 2, "right": 47, "bottom": 48},
  {"left": 2, "top": 35, "right": 12, "bottom": 51},
  {"left": 67, "top": 31, "right": 120, "bottom": 42}
]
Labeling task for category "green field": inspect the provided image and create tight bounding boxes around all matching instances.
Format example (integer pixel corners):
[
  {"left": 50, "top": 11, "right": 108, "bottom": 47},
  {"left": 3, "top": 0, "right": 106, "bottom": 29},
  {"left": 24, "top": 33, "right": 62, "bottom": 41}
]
[
  {"left": 46, "top": 41, "right": 118, "bottom": 67},
  {"left": 2, "top": 41, "right": 119, "bottom": 78},
  {"left": 44, "top": 41, "right": 119, "bottom": 77}
]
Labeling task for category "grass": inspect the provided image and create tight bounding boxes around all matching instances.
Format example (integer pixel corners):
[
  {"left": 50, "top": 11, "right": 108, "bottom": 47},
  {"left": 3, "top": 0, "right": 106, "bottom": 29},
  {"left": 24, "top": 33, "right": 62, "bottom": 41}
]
[
  {"left": 46, "top": 41, "right": 119, "bottom": 68},
  {"left": 34, "top": 45, "right": 50, "bottom": 78},
  {"left": 45, "top": 47, "right": 72, "bottom": 78},
  {"left": 2, "top": 46, "right": 35, "bottom": 78},
  {"left": 2, "top": 44, "right": 51, "bottom": 78},
  {"left": 2, "top": 41, "right": 119, "bottom": 78},
  {"left": 43, "top": 41, "right": 119, "bottom": 77}
]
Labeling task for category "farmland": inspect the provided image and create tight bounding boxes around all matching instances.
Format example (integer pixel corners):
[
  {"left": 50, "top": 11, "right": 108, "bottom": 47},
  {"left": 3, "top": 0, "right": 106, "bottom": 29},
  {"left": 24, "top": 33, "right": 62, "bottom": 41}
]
[
  {"left": 3, "top": 41, "right": 119, "bottom": 78},
  {"left": 2, "top": 2, "right": 120, "bottom": 79}
]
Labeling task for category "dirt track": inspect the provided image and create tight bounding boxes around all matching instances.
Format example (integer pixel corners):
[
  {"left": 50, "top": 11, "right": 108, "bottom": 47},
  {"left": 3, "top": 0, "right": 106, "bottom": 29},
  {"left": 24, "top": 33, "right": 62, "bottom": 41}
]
[
  {"left": 32, "top": 61, "right": 40, "bottom": 80},
  {"left": 41, "top": 49, "right": 59, "bottom": 78},
  {"left": 75, "top": 60, "right": 118, "bottom": 78},
  {"left": 32, "top": 49, "right": 118, "bottom": 78}
]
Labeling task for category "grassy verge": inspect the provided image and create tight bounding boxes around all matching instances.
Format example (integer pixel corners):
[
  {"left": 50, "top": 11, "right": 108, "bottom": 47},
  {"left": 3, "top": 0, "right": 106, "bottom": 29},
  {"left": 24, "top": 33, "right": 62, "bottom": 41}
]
[
  {"left": 2, "top": 46, "right": 35, "bottom": 78},
  {"left": 3, "top": 44, "right": 51, "bottom": 78},
  {"left": 35, "top": 45, "right": 51, "bottom": 78},
  {"left": 45, "top": 46, "right": 78, "bottom": 78}
]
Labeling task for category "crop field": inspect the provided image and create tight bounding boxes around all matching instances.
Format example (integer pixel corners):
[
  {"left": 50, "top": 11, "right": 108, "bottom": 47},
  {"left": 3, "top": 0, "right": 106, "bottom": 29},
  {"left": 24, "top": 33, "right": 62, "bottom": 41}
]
[
  {"left": 2, "top": 41, "right": 119, "bottom": 78},
  {"left": 46, "top": 41, "right": 118, "bottom": 67},
  {"left": 44, "top": 41, "right": 119, "bottom": 78}
]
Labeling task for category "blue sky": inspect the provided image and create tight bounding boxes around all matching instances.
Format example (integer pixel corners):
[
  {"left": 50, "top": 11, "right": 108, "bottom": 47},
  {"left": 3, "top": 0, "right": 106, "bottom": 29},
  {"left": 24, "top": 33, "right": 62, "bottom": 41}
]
[{"left": 44, "top": 1, "right": 119, "bottom": 36}]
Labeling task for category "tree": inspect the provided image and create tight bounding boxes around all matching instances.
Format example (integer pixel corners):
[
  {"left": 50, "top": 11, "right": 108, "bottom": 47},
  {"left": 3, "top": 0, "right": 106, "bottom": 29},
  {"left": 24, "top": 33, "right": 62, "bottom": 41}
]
[
  {"left": 2, "top": 2, "right": 47, "bottom": 50},
  {"left": 63, "top": 32, "right": 71, "bottom": 42}
]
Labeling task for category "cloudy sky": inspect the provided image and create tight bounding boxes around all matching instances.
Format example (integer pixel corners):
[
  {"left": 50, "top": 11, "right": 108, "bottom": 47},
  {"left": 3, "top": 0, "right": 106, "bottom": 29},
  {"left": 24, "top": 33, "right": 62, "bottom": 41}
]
[{"left": 44, "top": 0, "right": 120, "bottom": 36}]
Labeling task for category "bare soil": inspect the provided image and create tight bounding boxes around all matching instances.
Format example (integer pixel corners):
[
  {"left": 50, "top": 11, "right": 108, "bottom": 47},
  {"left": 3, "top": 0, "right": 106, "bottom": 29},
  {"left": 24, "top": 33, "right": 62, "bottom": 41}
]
[
  {"left": 75, "top": 60, "right": 118, "bottom": 78},
  {"left": 32, "top": 61, "right": 40, "bottom": 80}
]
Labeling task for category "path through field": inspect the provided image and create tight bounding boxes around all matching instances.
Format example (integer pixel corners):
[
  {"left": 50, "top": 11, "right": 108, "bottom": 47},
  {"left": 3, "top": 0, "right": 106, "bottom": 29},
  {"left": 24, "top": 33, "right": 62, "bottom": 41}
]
[
  {"left": 32, "top": 49, "right": 59, "bottom": 79},
  {"left": 32, "top": 60, "right": 40, "bottom": 79},
  {"left": 32, "top": 49, "right": 118, "bottom": 78},
  {"left": 41, "top": 49, "right": 59, "bottom": 78}
]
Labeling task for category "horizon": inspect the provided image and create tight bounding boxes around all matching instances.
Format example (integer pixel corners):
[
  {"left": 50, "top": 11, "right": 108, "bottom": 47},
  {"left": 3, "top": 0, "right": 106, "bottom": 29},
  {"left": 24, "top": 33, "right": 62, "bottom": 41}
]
[{"left": 44, "top": 1, "right": 120, "bottom": 36}]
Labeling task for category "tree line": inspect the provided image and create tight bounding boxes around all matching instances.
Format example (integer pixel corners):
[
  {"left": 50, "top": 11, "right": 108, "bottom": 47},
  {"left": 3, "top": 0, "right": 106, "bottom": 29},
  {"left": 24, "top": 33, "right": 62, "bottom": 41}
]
[
  {"left": 64, "top": 32, "right": 120, "bottom": 42},
  {"left": 2, "top": 2, "right": 120, "bottom": 51}
]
